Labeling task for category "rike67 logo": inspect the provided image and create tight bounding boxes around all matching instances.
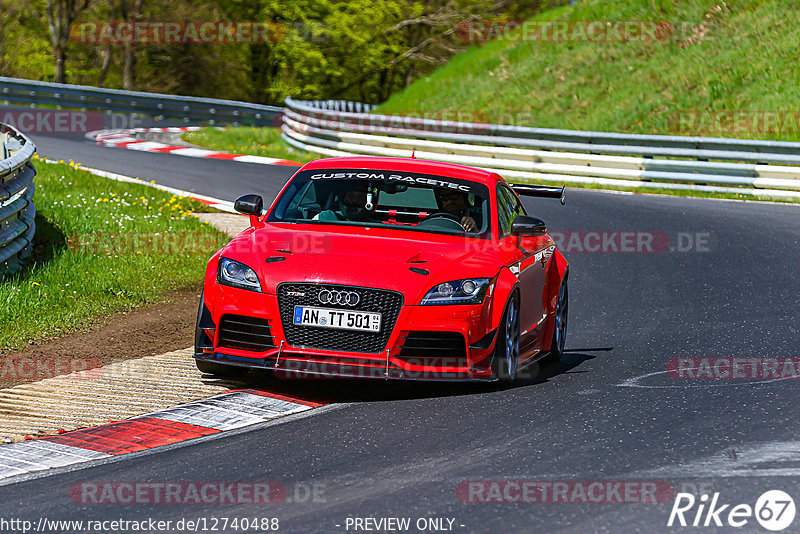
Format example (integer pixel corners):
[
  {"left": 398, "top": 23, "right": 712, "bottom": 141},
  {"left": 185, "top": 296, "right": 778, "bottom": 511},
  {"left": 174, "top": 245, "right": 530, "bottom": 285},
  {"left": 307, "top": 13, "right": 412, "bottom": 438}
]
[{"left": 668, "top": 490, "right": 795, "bottom": 531}]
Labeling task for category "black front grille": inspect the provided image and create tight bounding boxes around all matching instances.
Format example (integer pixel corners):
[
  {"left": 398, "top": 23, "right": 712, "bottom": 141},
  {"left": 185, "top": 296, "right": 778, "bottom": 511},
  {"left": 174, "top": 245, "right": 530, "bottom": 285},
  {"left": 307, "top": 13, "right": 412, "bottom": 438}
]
[
  {"left": 397, "top": 331, "right": 468, "bottom": 367},
  {"left": 278, "top": 283, "right": 403, "bottom": 353},
  {"left": 218, "top": 315, "right": 277, "bottom": 352}
]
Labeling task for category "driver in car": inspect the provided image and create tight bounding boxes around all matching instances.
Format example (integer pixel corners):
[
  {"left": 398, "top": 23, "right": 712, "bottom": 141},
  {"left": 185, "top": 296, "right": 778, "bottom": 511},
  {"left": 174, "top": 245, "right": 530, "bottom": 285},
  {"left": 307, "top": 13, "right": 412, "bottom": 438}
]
[
  {"left": 434, "top": 189, "right": 479, "bottom": 232},
  {"left": 314, "top": 182, "right": 378, "bottom": 223}
]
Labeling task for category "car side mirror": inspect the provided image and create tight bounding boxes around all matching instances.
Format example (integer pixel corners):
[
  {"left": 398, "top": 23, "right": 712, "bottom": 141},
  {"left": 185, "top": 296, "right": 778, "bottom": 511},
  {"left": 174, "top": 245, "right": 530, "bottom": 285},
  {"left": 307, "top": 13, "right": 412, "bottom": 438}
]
[
  {"left": 511, "top": 215, "right": 547, "bottom": 236},
  {"left": 235, "top": 194, "right": 263, "bottom": 216},
  {"left": 235, "top": 194, "right": 264, "bottom": 225}
]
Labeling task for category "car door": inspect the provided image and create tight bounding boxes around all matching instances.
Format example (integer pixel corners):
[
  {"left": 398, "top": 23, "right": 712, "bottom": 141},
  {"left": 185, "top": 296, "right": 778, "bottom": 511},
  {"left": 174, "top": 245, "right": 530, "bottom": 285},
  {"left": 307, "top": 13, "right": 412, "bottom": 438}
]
[{"left": 496, "top": 185, "right": 549, "bottom": 358}]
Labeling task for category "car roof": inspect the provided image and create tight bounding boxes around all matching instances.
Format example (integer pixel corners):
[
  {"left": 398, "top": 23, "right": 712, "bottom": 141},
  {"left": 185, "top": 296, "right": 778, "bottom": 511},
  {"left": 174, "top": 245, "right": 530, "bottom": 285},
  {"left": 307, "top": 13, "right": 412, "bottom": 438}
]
[{"left": 297, "top": 157, "right": 503, "bottom": 187}]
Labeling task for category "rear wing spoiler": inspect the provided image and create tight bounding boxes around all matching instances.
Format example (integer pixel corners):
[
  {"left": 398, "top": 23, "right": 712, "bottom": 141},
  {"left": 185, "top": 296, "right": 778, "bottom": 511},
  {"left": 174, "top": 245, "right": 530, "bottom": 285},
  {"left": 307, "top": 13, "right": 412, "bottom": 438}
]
[{"left": 510, "top": 184, "right": 566, "bottom": 205}]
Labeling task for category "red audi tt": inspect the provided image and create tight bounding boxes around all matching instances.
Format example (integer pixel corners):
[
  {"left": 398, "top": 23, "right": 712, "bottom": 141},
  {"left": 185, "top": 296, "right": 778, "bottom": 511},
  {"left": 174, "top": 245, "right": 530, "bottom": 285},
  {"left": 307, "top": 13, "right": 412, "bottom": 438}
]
[{"left": 194, "top": 157, "right": 568, "bottom": 383}]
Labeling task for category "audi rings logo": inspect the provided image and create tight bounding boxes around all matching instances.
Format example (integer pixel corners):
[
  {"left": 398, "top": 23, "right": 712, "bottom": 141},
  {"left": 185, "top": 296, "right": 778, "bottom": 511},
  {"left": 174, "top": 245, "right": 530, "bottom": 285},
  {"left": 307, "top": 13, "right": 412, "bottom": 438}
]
[{"left": 318, "top": 289, "right": 361, "bottom": 306}]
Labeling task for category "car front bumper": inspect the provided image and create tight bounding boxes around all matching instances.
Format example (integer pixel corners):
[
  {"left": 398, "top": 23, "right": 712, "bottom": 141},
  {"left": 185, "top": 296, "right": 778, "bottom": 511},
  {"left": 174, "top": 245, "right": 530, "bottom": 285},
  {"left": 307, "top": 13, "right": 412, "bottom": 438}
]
[{"left": 197, "top": 286, "right": 499, "bottom": 381}]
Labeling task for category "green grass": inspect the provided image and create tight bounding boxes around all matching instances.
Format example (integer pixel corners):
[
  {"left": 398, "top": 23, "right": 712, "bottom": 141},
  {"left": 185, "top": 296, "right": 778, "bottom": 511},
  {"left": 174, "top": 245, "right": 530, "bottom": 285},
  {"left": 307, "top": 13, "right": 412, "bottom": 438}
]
[
  {"left": 183, "top": 127, "right": 323, "bottom": 164},
  {"left": 182, "top": 2, "right": 800, "bottom": 202},
  {"left": 380, "top": 0, "right": 800, "bottom": 142},
  {"left": 0, "top": 159, "right": 228, "bottom": 351}
]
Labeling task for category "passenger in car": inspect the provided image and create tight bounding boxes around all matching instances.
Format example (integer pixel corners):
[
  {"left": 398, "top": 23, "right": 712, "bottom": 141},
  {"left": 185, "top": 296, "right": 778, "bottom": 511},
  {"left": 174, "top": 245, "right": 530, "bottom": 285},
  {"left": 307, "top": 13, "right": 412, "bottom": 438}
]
[
  {"left": 433, "top": 189, "right": 479, "bottom": 232},
  {"left": 314, "top": 182, "right": 378, "bottom": 223}
]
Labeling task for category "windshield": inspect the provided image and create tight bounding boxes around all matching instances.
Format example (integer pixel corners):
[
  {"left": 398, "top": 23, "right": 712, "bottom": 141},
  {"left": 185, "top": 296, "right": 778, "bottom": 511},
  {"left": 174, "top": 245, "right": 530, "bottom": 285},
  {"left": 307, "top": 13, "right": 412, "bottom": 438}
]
[{"left": 268, "top": 169, "right": 492, "bottom": 237}]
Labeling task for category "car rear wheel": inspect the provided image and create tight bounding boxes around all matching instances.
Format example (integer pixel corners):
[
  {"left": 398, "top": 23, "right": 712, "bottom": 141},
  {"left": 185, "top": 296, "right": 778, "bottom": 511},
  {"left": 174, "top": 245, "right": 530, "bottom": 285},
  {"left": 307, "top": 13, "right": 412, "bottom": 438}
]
[
  {"left": 492, "top": 292, "right": 520, "bottom": 384},
  {"left": 543, "top": 274, "right": 568, "bottom": 364}
]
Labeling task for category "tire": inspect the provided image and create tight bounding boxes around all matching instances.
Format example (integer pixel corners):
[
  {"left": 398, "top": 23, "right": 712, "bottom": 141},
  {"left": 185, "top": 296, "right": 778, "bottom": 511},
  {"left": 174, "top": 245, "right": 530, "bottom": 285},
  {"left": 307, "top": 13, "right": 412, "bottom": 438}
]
[
  {"left": 492, "top": 292, "right": 520, "bottom": 385},
  {"left": 542, "top": 274, "right": 568, "bottom": 364},
  {"left": 195, "top": 358, "right": 248, "bottom": 378}
]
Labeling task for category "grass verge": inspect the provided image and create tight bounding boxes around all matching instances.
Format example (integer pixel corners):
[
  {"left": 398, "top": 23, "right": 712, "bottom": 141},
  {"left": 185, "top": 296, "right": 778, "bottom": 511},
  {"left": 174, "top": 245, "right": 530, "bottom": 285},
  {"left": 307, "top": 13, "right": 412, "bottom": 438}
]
[
  {"left": 183, "top": 127, "right": 322, "bottom": 164},
  {"left": 379, "top": 0, "right": 800, "bottom": 141},
  {"left": 0, "top": 158, "right": 229, "bottom": 351}
]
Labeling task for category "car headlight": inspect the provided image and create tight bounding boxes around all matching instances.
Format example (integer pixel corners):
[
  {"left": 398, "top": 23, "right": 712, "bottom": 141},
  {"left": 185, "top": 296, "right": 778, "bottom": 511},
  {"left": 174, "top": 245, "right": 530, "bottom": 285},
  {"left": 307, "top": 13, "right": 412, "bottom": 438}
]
[
  {"left": 217, "top": 257, "right": 262, "bottom": 292},
  {"left": 420, "top": 278, "right": 490, "bottom": 305}
]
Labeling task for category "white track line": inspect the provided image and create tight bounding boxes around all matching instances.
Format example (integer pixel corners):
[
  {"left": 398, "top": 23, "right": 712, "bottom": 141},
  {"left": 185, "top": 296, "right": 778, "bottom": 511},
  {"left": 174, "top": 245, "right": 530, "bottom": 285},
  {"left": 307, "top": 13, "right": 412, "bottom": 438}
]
[{"left": 89, "top": 127, "right": 300, "bottom": 166}]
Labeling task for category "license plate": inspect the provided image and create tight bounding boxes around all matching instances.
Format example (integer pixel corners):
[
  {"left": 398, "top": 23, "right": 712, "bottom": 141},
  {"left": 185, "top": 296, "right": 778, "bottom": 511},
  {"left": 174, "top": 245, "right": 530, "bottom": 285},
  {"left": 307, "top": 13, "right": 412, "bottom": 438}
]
[{"left": 293, "top": 306, "right": 381, "bottom": 332}]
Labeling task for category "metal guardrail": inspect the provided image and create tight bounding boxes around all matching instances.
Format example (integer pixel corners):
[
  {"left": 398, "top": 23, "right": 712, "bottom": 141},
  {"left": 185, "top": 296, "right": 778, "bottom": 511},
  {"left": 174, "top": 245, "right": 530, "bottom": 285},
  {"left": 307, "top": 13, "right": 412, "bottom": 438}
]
[
  {"left": 282, "top": 97, "right": 800, "bottom": 200},
  {"left": 0, "top": 77, "right": 283, "bottom": 126},
  {"left": 3, "top": 77, "right": 800, "bottom": 200},
  {"left": 0, "top": 123, "right": 36, "bottom": 276},
  {"left": 298, "top": 100, "right": 378, "bottom": 114}
]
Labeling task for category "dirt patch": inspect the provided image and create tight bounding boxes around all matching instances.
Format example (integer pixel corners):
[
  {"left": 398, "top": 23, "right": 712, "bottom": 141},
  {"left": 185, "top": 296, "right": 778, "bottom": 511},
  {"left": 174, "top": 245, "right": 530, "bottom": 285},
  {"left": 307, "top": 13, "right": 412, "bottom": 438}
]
[{"left": 0, "top": 286, "right": 202, "bottom": 389}]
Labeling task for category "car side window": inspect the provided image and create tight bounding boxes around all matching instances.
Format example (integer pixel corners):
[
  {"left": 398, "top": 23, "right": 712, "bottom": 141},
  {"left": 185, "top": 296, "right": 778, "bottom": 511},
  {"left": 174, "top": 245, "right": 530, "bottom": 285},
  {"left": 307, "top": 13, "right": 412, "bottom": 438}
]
[
  {"left": 504, "top": 186, "right": 526, "bottom": 217},
  {"left": 497, "top": 187, "right": 512, "bottom": 236},
  {"left": 497, "top": 185, "right": 525, "bottom": 237}
]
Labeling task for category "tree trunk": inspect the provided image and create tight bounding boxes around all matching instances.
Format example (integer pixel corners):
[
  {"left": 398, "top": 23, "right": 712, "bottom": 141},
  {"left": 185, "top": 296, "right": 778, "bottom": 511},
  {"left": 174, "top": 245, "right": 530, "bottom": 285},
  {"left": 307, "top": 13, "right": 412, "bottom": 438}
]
[
  {"left": 97, "top": 45, "right": 112, "bottom": 87},
  {"left": 119, "top": 0, "right": 142, "bottom": 90},
  {"left": 0, "top": 23, "right": 8, "bottom": 76},
  {"left": 121, "top": 44, "right": 135, "bottom": 90},
  {"left": 249, "top": 43, "right": 269, "bottom": 104},
  {"left": 54, "top": 44, "right": 66, "bottom": 83},
  {"left": 45, "top": 0, "right": 90, "bottom": 84}
]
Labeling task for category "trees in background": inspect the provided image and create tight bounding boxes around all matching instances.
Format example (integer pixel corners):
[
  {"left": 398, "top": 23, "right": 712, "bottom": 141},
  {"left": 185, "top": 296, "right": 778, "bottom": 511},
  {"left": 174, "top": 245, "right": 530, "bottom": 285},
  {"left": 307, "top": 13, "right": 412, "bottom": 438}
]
[{"left": 0, "top": 0, "right": 559, "bottom": 104}]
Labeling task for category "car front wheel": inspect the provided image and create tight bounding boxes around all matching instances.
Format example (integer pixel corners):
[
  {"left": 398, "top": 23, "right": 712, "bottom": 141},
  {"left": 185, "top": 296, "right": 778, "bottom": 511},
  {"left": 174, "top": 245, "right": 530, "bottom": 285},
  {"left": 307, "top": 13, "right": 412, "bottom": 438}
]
[{"left": 492, "top": 292, "right": 520, "bottom": 385}]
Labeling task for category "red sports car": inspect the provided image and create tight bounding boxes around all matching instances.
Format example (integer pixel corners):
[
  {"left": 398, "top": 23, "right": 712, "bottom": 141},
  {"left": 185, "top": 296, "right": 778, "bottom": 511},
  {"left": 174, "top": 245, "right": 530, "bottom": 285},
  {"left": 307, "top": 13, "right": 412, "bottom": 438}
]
[{"left": 194, "top": 157, "right": 568, "bottom": 383}]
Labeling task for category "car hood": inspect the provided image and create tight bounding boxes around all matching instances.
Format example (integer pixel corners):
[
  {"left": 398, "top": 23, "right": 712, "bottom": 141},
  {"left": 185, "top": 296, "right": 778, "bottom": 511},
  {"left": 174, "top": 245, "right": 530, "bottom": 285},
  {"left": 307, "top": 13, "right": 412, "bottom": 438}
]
[{"left": 223, "top": 223, "right": 501, "bottom": 302}]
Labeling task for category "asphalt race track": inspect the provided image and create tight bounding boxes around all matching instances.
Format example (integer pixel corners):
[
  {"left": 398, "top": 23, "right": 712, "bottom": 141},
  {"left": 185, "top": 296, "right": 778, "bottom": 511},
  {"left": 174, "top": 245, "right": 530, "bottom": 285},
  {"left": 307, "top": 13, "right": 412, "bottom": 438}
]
[
  {"left": 31, "top": 130, "right": 300, "bottom": 202},
  {"left": 2, "top": 128, "right": 800, "bottom": 532}
]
